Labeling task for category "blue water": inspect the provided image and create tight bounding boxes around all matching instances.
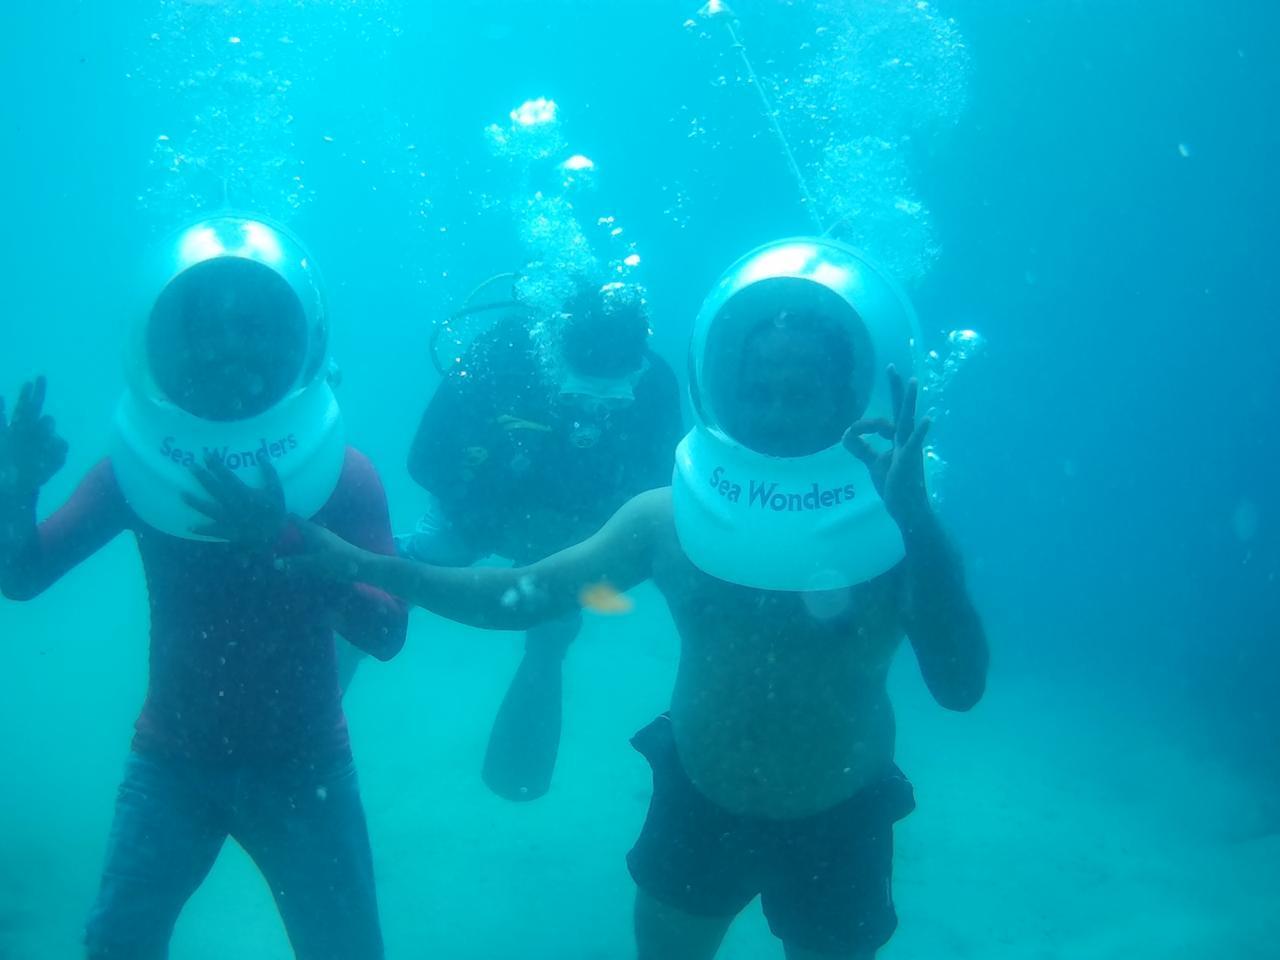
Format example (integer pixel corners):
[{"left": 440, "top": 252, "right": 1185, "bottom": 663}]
[{"left": 1, "top": 1, "right": 1276, "bottom": 958}]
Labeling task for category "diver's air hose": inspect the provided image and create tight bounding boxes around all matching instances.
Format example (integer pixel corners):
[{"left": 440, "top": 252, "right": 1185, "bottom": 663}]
[
  {"left": 703, "top": 3, "right": 826, "bottom": 233},
  {"left": 429, "top": 272, "right": 532, "bottom": 377}
]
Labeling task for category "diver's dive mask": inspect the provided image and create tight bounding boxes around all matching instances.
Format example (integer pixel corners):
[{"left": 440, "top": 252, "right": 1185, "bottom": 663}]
[{"left": 558, "top": 350, "right": 649, "bottom": 448}]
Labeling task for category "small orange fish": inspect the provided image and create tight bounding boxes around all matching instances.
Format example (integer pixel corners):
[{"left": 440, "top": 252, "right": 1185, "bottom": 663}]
[{"left": 579, "top": 582, "right": 633, "bottom": 615}]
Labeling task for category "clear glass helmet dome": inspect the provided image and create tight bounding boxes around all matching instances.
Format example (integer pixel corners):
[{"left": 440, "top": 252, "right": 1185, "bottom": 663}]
[
  {"left": 126, "top": 216, "right": 330, "bottom": 420},
  {"left": 689, "top": 236, "right": 922, "bottom": 457},
  {"left": 672, "top": 237, "right": 924, "bottom": 592},
  {"left": 112, "top": 215, "right": 345, "bottom": 539}
]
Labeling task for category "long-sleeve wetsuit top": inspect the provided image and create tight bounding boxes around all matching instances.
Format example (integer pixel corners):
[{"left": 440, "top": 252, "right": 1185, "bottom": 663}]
[
  {"left": 408, "top": 316, "right": 685, "bottom": 563},
  {"left": 0, "top": 448, "right": 407, "bottom": 764}
]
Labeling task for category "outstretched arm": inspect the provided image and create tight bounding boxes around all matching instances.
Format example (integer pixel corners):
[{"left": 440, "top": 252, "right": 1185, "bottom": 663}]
[
  {"left": 290, "top": 488, "right": 664, "bottom": 631},
  {"left": 183, "top": 451, "right": 409, "bottom": 661},
  {"left": 311, "top": 451, "right": 408, "bottom": 661}
]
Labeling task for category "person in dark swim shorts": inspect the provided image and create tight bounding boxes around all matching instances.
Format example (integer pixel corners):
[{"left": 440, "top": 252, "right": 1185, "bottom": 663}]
[
  {"left": 274, "top": 239, "right": 988, "bottom": 959},
  {"left": 626, "top": 714, "right": 917, "bottom": 956}
]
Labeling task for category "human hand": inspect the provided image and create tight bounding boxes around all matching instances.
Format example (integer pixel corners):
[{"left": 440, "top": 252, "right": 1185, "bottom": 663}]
[
  {"left": 277, "top": 519, "right": 368, "bottom": 583},
  {"left": 842, "top": 365, "right": 932, "bottom": 529},
  {"left": 184, "top": 454, "right": 287, "bottom": 546},
  {"left": 0, "top": 377, "right": 68, "bottom": 498}
]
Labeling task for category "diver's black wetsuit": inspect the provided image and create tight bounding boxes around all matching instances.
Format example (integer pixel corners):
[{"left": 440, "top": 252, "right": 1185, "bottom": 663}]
[
  {"left": 408, "top": 315, "right": 683, "bottom": 563},
  {"left": 401, "top": 314, "right": 683, "bottom": 801}
]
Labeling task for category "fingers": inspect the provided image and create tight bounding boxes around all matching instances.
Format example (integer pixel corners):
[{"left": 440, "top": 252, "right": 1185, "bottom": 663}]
[
  {"left": 30, "top": 376, "right": 46, "bottom": 419},
  {"left": 849, "top": 418, "right": 895, "bottom": 440},
  {"left": 190, "top": 521, "right": 231, "bottom": 540},
  {"left": 905, "top": 416, "right": 931, "bottom": 454},
  {"left": 189, "top": 462, "right": 227, "bottom": 501},
  {"left": 260, "top": 456, "right": 284, "bottom": 505},
  {"left": 191, "top": 454, "right": 252, "bottom": 503},
  {"left": 841, "top": 427, "right": 878, "bottom": 467},
  {"left": 12, "top": 377, "right": 47, "bottom": 425},
  {"left": 886, "top": 364, "right": 919, "bottom": 445},
  {"left": 182, "top": 490, "right": 230, "bottom": 522},
  {"left": 1, "top": 378, "right": 62, "bottom": 446},
  {"left": 896, "top": 377, "right": 918, "bottom": 446},
  {"left": 13, "top": 381, "right": 33, "bottom": 424},
  {"left": 203, "top": 454, "right": 244, "bottom": 490},
  {"left": 887, "top": 365, "right": 904, "bottom": 422}
]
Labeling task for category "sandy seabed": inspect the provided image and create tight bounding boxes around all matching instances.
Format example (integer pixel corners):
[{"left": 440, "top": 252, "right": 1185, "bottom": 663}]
[{"left": 2, "top": 572, "right": 1276, "bottom": 960}]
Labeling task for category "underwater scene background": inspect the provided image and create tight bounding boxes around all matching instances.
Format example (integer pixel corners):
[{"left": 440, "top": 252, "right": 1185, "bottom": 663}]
[{"left": 1, "top": 1, "right": 1276, "bottom": 957}]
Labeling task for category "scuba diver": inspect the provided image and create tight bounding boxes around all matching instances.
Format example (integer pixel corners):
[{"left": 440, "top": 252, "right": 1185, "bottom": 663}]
[
  {"left": 382, "top": 276, "right": 683, "bottom": 801},
  {"left": 275, "top": 238, "right": 988, "bottom": 960},
  {"left": 0, "top": 216, "right": 406, "bottom": 960}
]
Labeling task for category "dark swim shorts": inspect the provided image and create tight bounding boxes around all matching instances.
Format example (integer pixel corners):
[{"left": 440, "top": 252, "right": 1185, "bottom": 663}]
[{"left": 626, "top": 714, "right": 916, "bottom": 956}]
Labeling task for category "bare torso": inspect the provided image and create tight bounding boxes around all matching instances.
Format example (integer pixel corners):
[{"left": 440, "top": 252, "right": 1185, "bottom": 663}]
[{"left": 648, "top": 490, "right": 906, "bottom": 819}]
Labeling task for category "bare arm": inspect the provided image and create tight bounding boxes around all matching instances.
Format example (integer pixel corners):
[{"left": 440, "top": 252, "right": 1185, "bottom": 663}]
[
  {"left": 312, "top": 451, "right": 408, "bottom": 662},
  {"left": 845, "top": 366, "right": 987, "bottom": 712},
  {"left": 294, "top": 488, "right": 664, "bottom": 631},
  {"left": 900, "top": 510, "right": 988, "bottom": 711}
]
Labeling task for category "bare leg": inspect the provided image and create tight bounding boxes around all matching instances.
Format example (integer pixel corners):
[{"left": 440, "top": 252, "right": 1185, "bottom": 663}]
[{"left": 634, "top": 888, "right": 734, "bottom": 960}]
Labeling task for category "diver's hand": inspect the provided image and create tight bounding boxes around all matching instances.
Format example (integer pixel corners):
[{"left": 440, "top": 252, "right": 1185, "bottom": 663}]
[
  {"left": 843, "top": 365, "right": 931, "bottom": 530},
  {"left": 277, "top": 520, "right": 367, "bottom": 583},
  {"left": 184, "top": 454, "right": 287, "bottom": 546},
  {"left": 0, "top": 377, "right": 69, "bottom": 498}
]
